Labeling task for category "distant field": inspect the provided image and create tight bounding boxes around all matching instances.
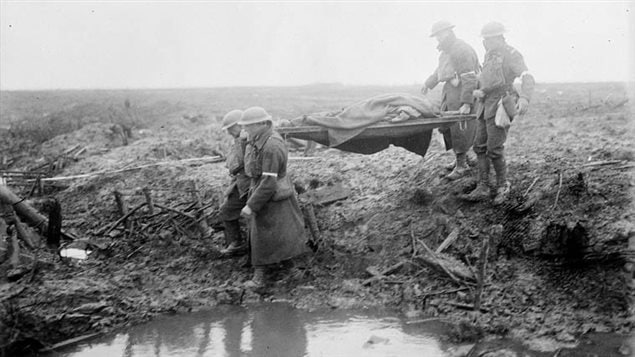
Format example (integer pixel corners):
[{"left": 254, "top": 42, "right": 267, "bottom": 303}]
[{"left": 1, "top": 82, "right": 631, "bottom": 129}]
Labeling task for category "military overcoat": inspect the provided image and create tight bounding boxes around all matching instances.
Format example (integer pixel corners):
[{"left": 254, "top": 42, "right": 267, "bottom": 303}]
[{"left": 244, "top": 128, "right": 308, "bottom": 266}]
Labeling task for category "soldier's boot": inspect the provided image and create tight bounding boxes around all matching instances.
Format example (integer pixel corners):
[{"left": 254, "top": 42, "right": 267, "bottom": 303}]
[
  {"left": 462, "top": 154, "right": 491, "bottom": 202},
  {"left": 445, "top": 153, "right": 476, "bottom": 170},
  {"left": 446, "top": 153, "right": 471, "bottom": 180},
  {"left": 244, "top": 266, "right": 266, "bottom": 289},
  {"left": 280, "top": 259, "right": 303, "bottom": 280},
  {"left": 466, "top": 152, "right": 477, "bottom": 167},
  {"left": 220, "top": 220, "right": 248, "bottom": 256},
  {"left": 492, "top": 157, "right": 511, "bottom": 206}
]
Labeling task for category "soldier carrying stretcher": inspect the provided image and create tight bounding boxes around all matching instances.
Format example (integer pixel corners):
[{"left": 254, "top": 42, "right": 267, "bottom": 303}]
[
  {"left": 219, "top": 109, "right": 250, "bottom": 256},
  {"left": 463, "top": 21, "right": 535, "bottom": 205},
  {"left": 423, "top": 21, "right": 480, "bottom": 180}
]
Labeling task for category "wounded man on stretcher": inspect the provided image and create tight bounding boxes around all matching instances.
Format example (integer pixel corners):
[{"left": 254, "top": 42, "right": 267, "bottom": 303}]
[
  {"left": 278, "top": 93, "right": 440, "bottom": 130},
  {"left": 275, "top": 93, "right": 474, "bottom": 158}
]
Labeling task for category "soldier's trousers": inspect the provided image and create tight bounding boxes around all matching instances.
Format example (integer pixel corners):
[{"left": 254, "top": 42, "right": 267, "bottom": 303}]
[
  {"left": 442, "top": 119, "right": 476, "bottom": 154},
  {"left": 473, "top": 116, "right": 508, "bottom": 160},
  {"left": 220, "top": 186, "right": 247, "bottom": 221}
]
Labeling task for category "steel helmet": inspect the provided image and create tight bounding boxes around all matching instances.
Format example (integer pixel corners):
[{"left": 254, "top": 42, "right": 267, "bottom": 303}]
[
  {"left": 239, "top": 106, "right": 273, "bottom": 126},
  {"left": 481, "top": 22, "right": 506, "bottom": 38},
  {"left": 429, "top": 21, "right": 455, "bottom": 37},
  {"left": 221, "top": 109, "right": 243, "bottom": 130}
]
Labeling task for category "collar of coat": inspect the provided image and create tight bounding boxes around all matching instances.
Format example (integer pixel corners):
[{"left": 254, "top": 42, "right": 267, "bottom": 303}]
[
  {"left": 250, "top": 127, "right": 274, "bottom": 151},
  {"left": 234, "top": 136, "right": 247, "bottom": 147},
  {"left": 485, "top": 41, "right": 512, "bottom": 58}
]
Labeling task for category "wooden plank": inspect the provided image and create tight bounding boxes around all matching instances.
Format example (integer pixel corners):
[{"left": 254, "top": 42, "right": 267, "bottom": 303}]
[
  {"left": 99, "top": 202, "right": 147, "bottom": 236},
  {"left": 39, "top": 333, "right": 101, "bottom": 352},
  {"left": 474, "top": 235, "right": 491, "bottom": 312},
  {"left": 415, "top": 239, "right": 475, "bottom": 283},
  {"left": 581, "top": 160, "right": 624, "bottom": 168},
  {"left": 41, "top": 156, "right": 224, "bottom": 182},
  {"left": 0, "top": 170, "right": 49, "bottom": 175},
  {"left": 362, "top": 261, "right": 406, "bottom": 285},
  {"left": 436, "top": 227, "right": 459, "bottom": 254},
  {"left": 47, "top": 198, "right": 62, "bottom": 248}
]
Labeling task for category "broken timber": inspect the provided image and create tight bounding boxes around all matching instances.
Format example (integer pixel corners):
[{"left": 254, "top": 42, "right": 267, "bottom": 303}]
[
  {"left": 363, "top": 260, "right": 407, "bottom": 285},
  {"left": 47, "top": 198, "right": 62, "bottom": 248},
  {"left": 303, "top": 203, "right": 321, "bottom": 251},
  {"left": 113, "top": 190, "right": 131, "bottom": 230},
  {"left": 99, "top": 202, "right": 147, "bottom": 236},
  {"left": 0, "top": 185, "right": 74, "bottom": 241},
  {"left": 188, "top": 180, "right": 210, "bottom": 237},
  {"left": 436, "top": 227, "right": 459, "bottom": 254},
  {"left": 415, "top": 239, "right": 475, "bottom": 284},
  {"left": 142, "top": 187, "right": 155, "bottom": 214},
  {"left": 40, "top": 156, "right": 225, "bottom": 182},
  {"left": 473, "top": 234, "right": 491, "bottom": 312}
]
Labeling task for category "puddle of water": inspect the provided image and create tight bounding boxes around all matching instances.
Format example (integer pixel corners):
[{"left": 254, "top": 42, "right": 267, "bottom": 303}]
[
  {"left": 50, "top": 302, "right": 452, "bottom": 357},
  {"left": 44, "top": 302, "right": 634, "bottom": 357},
  {"left": 60, "top": 248, "right": 91, "bottom": 260}
]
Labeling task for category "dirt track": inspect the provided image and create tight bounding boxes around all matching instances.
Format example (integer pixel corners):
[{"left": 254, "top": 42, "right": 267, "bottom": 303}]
[{"left": 0, "top": 83, "right": 633, "bottom": 355}]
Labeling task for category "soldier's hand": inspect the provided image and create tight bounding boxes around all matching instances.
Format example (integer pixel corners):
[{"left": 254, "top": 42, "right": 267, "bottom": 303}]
[
  {"left": 516, "top": 97, "right": 529, "bottom": 115},
  {"left": 421, "top": 86, "right": 429, "bottom": 95},
  {"left": 458, "top": 103, "right": 471, "bottom": 115},
  {"left": 240, "top": 205, "right": 253, "bottom": 218},
  {"left": 472, "top": 89, "right": 485, "bottom": 99}
]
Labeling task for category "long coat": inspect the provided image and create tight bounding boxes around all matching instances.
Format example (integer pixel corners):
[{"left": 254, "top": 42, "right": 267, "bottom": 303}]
[{"left": 244, "top": 128, "right": 308, "bottom": 266}]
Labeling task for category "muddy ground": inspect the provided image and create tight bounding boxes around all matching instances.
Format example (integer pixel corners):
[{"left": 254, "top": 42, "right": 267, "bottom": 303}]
[{"left": 0, "top": 82, "right": 633, "bottom": 355}]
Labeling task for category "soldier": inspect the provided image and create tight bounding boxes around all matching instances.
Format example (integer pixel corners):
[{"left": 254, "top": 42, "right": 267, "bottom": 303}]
[
  {"left": 463, "top": 22, "right": 535, "bottom": 205},
  {"left": 239, "top": 107, "right": 309, "bottom": 288},
  {"left": 422, "top": 21, "right": 480, "bottom": 180},
  {"left": 219, "top": 109, "right": 250, "bottom": 256}
]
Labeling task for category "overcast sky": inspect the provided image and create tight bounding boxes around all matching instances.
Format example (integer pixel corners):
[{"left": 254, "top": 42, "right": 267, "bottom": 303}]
[{"left": 0, "top": 1, "right": 633, "bottom": 90}]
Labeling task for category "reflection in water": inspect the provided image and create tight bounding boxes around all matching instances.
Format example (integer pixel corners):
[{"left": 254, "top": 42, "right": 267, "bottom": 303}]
[
  {"left": 52, "top": 303, "right": 447, "bottom": 357},
  {"left": 249, "top": 303, "right": 307, "bottom": 357},
  {"left": 224, "top": 308, "right": 247, "bottom": 357}
]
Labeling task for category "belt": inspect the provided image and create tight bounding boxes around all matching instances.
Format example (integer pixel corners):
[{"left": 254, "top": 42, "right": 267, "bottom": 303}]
[{"left": 484, "top": 84, "right": 516, "bottom": 99}]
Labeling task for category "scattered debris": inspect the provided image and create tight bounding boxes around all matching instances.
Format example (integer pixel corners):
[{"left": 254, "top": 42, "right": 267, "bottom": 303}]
[
  {"left": 436, "top": 227, "right": 460, "bottom": 254},
  {"left": 362, "top": 335, "right": 390, "bottom": 348},
  {"left": 363, "top": 261, "right": 407, "bottom": 286},
  {"left": 0, "top": 83, "right": 632, "bottom": 355}
]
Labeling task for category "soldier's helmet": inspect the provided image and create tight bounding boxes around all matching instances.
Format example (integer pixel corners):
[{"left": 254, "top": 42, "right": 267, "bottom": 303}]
[
  {"left": 221, "top": 109, "right": 244, "bottom": 130},
  {"left": 239, "top": 107, "right": 273, "bottom": 126},
  {"left": 429, "top": 21, "right": 455, "bottom": 37},
  {"left": 481, "top": 22, "right": 506, "bottom": 38}
]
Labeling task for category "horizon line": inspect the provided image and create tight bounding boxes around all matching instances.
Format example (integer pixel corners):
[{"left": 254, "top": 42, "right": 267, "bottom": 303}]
[{"left": 1, "top": 81, "right": 634, "bottom": 92}]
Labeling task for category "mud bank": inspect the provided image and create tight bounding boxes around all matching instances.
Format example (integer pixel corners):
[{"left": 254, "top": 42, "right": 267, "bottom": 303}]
[{"left": 0, "top": 83, "right": 633, "bottom": 355}]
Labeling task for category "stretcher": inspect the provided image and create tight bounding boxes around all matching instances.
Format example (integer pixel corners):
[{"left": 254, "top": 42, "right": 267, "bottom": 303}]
[{"left": 276, "top": 113, "right": 476, "bottom": 157}]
